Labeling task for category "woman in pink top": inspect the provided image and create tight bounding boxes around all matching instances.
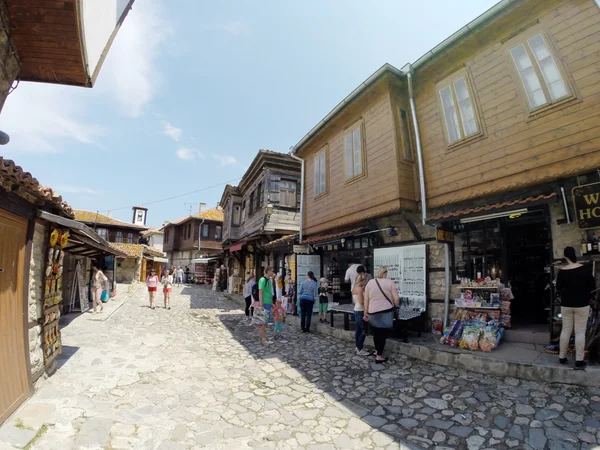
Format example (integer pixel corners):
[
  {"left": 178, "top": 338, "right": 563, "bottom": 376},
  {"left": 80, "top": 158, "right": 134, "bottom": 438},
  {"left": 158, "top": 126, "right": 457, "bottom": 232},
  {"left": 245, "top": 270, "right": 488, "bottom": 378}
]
[
  {"left": 146, "top": 269, "right": 159, "bottom": 310},
  {"left": 364, "top": 266, "right": 400, "bottom": 363}
]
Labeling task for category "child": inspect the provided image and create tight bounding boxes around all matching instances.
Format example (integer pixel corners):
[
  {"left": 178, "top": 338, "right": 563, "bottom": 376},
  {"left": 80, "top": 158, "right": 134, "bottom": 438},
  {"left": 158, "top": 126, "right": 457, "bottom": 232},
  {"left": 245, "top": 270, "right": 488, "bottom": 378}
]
[
  {"left": 146, "top": 269, "right": 159, "bottom": 310},
  {"left": 244, "top": 275, "right": 256, "bottom": 322},
  {"left": 161, "top": 269, "right": 173, "bottom": 310},
  {"left": 318, "top": 277, "right": 329, "bottom": 323},
  {"left": 273, "top": 298, "right": 286, "bottom": 340}
]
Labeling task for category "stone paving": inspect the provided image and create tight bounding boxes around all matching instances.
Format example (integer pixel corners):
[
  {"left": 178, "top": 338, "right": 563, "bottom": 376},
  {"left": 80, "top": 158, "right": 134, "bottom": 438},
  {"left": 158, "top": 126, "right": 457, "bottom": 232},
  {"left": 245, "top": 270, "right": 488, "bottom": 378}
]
[{"left": 2, "top": 286, "right": 600, "bottom": 449}]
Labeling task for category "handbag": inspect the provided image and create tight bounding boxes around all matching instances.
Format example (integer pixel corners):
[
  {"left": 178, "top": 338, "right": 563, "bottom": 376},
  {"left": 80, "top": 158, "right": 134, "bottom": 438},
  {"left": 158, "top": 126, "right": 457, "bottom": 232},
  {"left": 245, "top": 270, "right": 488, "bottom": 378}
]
[
  {"left": 100, "top": 290, "right": 110, "bottom": 302},
  {"left": 374, "top": 279, "right": 399, "bottom": 319}
]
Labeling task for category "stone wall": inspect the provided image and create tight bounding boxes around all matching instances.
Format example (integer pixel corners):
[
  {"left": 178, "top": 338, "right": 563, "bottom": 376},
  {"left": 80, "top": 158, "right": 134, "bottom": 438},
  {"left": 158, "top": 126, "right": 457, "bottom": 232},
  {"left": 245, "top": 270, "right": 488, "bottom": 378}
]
[
  {"left": 549, "top": 200, "right": 581, "bottom": 260},
  {"left": 116, "top": 257, "right": 140, "bottom": 283},
  {"left": 0, "top": 1, "right": 20, "bottom": 112},
  {"left": 28, "top": 221, "right": 46, "bottom": 381}
]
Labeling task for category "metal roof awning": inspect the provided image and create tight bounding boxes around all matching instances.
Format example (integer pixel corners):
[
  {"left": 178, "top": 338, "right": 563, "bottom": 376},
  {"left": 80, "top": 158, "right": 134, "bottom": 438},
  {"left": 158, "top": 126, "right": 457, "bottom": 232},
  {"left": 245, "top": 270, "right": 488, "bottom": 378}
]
[
  {"left": 37, "top": 210, "right": 127, "bottom": 258},
  {"left": 191, "top": 257, "right": 219, "bottom": 264}
]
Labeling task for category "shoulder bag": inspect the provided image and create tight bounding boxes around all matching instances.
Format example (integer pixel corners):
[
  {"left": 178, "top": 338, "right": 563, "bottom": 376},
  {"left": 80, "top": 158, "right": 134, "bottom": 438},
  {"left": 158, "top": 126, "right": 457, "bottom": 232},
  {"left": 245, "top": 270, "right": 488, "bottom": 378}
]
[{"left": 375, "top": 279, "right": 399, "bottom": 318}]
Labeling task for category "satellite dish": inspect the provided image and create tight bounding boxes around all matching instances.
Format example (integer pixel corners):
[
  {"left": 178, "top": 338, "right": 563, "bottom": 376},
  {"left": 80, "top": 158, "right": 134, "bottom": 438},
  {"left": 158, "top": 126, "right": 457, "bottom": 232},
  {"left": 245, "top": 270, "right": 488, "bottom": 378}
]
[{"left": 0, "top": 130, "right": 10, "bottom": 145}]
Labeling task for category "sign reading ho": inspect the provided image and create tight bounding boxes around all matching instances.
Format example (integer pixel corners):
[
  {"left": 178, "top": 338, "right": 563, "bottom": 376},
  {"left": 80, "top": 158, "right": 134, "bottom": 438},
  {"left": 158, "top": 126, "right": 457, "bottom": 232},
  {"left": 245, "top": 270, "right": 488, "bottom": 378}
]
[
  {"left": 573, "top": 182, "right": 600, "bottom": 229},
  {"left": 293, "top": 245, "right": 309, "bottom": 254},
  {"left": 436, "top": 228, "right": 454, "bottom": 244}
]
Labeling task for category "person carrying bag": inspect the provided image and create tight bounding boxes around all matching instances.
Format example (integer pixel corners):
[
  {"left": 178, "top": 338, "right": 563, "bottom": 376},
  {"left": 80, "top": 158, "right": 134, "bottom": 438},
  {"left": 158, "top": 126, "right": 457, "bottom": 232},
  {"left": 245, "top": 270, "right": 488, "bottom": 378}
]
[{"left": 363, "top": 266, "right": 400, "bottom": 363}]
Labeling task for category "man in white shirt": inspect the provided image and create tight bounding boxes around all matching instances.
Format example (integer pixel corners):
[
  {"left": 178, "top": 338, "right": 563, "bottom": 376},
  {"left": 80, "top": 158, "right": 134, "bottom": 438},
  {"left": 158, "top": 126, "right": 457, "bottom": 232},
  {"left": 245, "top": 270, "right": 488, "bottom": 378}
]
[{"left": 345, "top": 262, "right": 361, "bottom": 290}]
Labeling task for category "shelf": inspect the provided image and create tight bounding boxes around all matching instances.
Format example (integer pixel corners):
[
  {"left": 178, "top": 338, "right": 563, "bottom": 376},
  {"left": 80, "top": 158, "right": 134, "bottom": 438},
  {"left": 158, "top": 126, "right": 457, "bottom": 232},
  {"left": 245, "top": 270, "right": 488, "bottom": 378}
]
[
  {"left": 460, "top": 286, "right": 500, "bottom": 290},
  {"left": 456, "top": 306, "right": 501, "bottom": 310}
]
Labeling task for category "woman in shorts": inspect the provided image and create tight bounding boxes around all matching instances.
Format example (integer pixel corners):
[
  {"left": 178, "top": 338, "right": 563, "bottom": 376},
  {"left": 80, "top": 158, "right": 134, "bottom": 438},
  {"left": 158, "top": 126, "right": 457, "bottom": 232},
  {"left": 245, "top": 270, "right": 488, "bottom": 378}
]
[
  {"left": 161, "top": 269, "right": 173, "bottom": 310},
  {"left": 146, "top": 269, "right": 159, "bottom": 309}
]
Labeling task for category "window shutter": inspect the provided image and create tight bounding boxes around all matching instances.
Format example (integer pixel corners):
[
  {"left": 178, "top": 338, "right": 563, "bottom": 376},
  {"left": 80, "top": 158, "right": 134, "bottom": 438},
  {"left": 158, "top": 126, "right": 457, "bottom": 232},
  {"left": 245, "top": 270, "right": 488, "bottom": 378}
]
[{"left": 345, "top": 133, "right": 353, "bottom": 179}]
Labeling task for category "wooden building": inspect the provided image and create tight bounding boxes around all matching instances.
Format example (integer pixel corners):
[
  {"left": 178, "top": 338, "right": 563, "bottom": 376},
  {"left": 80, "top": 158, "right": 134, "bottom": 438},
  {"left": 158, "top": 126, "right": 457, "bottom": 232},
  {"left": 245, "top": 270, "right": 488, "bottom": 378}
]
[
  {"left": 220, "top": 150, "right": 301, "bottom": 293},
  {"left": 163, "top": 205, "right": 224, "bottom": 270}
]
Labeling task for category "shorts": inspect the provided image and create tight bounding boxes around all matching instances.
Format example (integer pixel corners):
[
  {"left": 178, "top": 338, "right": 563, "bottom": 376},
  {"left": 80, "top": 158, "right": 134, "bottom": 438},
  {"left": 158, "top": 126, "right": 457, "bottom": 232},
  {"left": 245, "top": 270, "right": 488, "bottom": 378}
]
[
  {"left": 274, "top": 322, "right": 284, "bottom": 332},
  {"left": 163, "top": 288, "right": 172, "bottom": 293},
  {"left": 319, "top": 302, "right": 329, "bottom": 313},
  {"left": 263, "top": 304, "right": 272, "bottom": 322},
  {"left": 148, "top": 287, "right": 157, "bottom": 292}
]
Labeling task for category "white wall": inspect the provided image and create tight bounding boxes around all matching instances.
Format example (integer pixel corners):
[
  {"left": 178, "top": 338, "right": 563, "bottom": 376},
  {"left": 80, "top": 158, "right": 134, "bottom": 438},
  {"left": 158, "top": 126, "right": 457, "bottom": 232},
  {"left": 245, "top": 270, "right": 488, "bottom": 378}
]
[
  {"left": 148, "top": 233, "right": 164, "bottom": 252},
  {"left": 81, "top": 0, "right": 132, "bottom": 79}
]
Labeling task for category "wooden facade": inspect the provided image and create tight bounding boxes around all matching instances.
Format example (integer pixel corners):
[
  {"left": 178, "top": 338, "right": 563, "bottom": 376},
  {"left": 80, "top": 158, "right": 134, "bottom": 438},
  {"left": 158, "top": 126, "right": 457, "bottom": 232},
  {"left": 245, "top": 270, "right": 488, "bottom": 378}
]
[
  {"left": 414, "top": 0, "right": 600, "bottom": 209},
  {"left": 163, "top": 217, "right": 223, "bottom": 254},
  {"left": 296, "top": 74, "right": 418, "bottom": 237}
]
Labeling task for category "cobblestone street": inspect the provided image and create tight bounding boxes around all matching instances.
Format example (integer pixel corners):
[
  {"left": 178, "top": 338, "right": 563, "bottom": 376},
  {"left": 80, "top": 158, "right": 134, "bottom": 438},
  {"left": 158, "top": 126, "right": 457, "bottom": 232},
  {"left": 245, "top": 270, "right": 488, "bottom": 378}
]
[{"left": 2, "top": 285, "right": 600, "bottom": 450}]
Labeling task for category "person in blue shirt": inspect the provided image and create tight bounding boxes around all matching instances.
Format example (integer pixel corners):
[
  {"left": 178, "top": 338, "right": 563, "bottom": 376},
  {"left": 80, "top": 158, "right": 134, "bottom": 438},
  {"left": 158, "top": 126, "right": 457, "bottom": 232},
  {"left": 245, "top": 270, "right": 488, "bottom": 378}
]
[{"left": 298, "top": 271, "right": 319, "bottom": 333}]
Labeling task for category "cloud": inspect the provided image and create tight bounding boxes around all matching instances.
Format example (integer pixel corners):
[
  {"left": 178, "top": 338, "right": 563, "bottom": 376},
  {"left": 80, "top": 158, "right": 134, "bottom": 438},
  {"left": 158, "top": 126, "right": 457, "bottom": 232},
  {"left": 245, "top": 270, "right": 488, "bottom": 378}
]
[
  {"left": 213, "top": 154, "right": 237, "bottom": 166},
  {"left": 163, "top": 122, "right": 182, "bottom": 141},
  {"left": 97, "top": 0, "right": 172, "bottom": 117},
  {"left": 53, "top": 184, "right": 100, "bottom": 195},
  {"left": 203, "top": 20, "right": 249, "bottom": 35},
  {"left": 177, "top": 148, "right": 204, "bottom": 160}
]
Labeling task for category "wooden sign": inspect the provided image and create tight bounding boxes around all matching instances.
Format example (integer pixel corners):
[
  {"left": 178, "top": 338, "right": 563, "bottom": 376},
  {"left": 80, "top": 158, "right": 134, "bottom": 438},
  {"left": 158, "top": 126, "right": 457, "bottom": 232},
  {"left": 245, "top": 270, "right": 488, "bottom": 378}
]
[
  {"left": 573, "top": 182, "right": 600, "bottom": 229},
  {"left": 436, "top": 228, "right": 455, "bottom": 244},
  {"left": 293, "top": 245, "right": 309, "bottom": 254}
]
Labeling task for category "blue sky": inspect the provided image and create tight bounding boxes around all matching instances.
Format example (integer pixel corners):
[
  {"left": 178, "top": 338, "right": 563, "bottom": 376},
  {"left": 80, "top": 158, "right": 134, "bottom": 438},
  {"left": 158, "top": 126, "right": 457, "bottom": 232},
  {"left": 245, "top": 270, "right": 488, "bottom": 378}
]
[{"left": 0, "top": 0, "right": 499, "bottom": 228}]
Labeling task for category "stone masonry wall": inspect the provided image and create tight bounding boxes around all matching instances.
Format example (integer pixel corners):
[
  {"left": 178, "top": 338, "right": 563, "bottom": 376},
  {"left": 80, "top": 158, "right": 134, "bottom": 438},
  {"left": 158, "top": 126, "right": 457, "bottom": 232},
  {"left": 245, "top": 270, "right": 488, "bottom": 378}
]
[
  {"left": 28, "top": 221, "right": 47, "bottom": 381},
  {"left": 0, "top": 1, "right": 20, "bottom": 112},
  {"left": 550, "top": 200, "right": 581, "bottom": 260},
  {"left": 116, "top": 258, "right": 140, "bottom": 283}
]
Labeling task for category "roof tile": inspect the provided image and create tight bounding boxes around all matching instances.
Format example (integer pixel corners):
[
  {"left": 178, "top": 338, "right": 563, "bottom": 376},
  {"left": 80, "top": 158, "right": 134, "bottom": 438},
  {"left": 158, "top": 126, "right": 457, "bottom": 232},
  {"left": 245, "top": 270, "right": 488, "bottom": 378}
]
[
  {"left": 74, "top": 210, "right": 147, "bottom": 230},
  {"left": 170, "top": 208, "right": 224, "bottom": 226}
]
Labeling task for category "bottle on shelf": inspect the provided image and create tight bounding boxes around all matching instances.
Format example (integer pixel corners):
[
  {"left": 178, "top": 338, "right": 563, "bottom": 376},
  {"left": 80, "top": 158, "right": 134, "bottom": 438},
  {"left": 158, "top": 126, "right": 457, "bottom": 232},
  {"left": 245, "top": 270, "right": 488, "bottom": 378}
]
[
  {"left": 587, "top": 233, "right": 593, "bottom": 254},
  {"left": 593, "top": 232, "right": 598, "bottom": 254},
  {"left": 582, "top": 233, "right": 588, "bottom": 256}
]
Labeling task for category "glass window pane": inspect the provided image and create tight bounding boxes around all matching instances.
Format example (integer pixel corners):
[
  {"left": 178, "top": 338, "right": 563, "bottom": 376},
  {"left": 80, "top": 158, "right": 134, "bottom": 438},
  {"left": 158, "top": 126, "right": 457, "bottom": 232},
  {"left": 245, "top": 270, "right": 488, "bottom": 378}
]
[
  {"left": 400, "top": 109, "right": 413, "bottom": 160},
  {"left": 528, "top": 34, "right": 568, "bottom": 101},
  {"left": 314, "top": 156, "right": 320, "bottom": 196},
  {"left": 345, "top": 133, "right": 353, "bottom": 179},
  {"left": 319, "top": 152, "right": 326, "bottom": 193},
  {"left": 352, "top": 127, "right": 362, "bottom": 176},
  {"left": 511, "top": 44, "right": 547, "bottom": 109},
  {"left": 453, "top": 78, "right": 478, "bottom": 137},
  {"left": 440, "top": 85, "right": 461, "bottom": 143}
]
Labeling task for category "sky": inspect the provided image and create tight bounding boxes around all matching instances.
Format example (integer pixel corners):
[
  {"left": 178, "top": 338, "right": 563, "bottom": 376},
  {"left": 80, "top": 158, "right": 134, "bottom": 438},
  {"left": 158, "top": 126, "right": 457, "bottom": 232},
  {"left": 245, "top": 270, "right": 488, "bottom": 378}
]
[{"left": 0, "top": 0, "right": 499, "bottom": 228}]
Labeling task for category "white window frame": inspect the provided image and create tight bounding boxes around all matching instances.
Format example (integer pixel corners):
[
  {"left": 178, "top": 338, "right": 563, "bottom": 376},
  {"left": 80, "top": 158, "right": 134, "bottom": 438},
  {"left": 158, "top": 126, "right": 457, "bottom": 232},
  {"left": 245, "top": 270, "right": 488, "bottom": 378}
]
[
  {"left": 344, "top": 123, "right": 364, "bottom": 180},
  {"left": 97, "top": 228, "right": 108, "bottom": 240},
  {"left": 509, "top": 32, "right": 571, "bottom": 112},
  {"left": 313, "top": 149, "right": 327, "bottom": 197},
  {"left": 438, "top": 73, "right": 480, "bottom": 145}
]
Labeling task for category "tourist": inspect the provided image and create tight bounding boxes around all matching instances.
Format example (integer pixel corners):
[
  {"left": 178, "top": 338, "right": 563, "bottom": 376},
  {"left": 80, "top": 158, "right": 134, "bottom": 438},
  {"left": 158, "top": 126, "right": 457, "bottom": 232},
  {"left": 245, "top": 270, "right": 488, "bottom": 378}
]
[
  {"left": 318, "top": 277, "right": 329, "bottom": 323},
  {"left": 185, "top": 266, "right": 190, "bottom": 284},
  {"left": 91, "top": 261, "right": 108, "bottom": 314},
  {"left": 363, "top": 266, "right": 399, "bottom": 363},
  {"left": 162, "top": 269, "right": 173, "bottom": 310},
  {"left": 146, "top": 268, "right": 159, "bottom": 309},
  {"left": 345, "top": 261, "right": 361, "bottom": 290},
  {"left": 352, "top": 273, "right": 370, "bottom": 356},
  {"left": 244, "top": 274, "right": 256, "bottom": 321},
  {"left": 299, "top": 271, "right": 319, "bottom": 333},
  {"left": 556, "top": 246, "right": 595, "bottom": 370},
  {"left": 356, "top": 265, "right": 372, "bottom": 284},
  {"left": 273, "top": 298, "right": 286, "bottom": 340},
  {"left": 176, "top": 266, "right": 184, "bottom": 286},
  {"left": 258, "top": 266, "right": 275, "bottom": 344}
]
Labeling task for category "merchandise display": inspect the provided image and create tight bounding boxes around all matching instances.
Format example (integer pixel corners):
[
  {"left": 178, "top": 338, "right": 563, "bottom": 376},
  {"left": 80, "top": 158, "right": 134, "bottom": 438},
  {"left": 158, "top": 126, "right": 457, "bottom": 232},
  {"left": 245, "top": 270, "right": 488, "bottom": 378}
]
[
  {"left": 42, "top": 228, "right": 66, "bottom": 365},
  {"left": 326, "top": 260, "right": 341, "bottom": 295},
  {"left": 440, "top": 308, "right": 505, "bottom": 352}
]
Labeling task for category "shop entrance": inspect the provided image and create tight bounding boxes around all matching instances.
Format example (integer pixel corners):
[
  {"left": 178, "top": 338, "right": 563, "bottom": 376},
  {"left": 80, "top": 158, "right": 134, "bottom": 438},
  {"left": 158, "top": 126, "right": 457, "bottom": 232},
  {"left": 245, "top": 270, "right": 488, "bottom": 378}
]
[{"left": 505, "top": 213, "right": 552, "bottom": 326}]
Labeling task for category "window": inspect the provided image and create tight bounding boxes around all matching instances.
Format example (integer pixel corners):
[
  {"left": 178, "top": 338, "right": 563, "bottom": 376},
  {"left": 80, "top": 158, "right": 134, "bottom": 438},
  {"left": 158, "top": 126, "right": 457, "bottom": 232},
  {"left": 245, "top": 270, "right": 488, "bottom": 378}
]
[
  {"left": 136, "top": 212, "right": 143, "bottom": 222},
  {"left": 97, "top": 228, "right": 108, "bottom": 240},
  {"left": 116, "top": 231, "right": 123, "bottom": 243},
  {"left": 510, "top": 33, "right": 569, "bottom": 110},
  {"left": 344, "top": 123, "right": 363, "bottom": 180},
  {"left": 399, "top": 109, "right": 413, "bottom": 160},
  {"left": 232, "top": 204, "right": 241, "bottom": 226},
  {"left": 280, "top": 180, "right": 297, "bottom": 207},
  {"left": 165, "top": 229, "right": 170, "bottom": 244},
  {"left": 127, "top": 232, "right": 134, "bottom": 244},
  {"left": 314, "top": 149, "right": 327, "bottom": 196},
  {"left": 439, "top": 75, "right": 479, "bottom": 145},
  {"left": 202, "top": 224, "right": 209, "bottom": 238},
  {"left": 249, "top": 192, "right": 255, "bottom": 216},
  {"left": 258, "top": 182, "right": 264, "bottom": 209},
  {"left": 215, "top": 225, "right": 222, "bottom": 241}
]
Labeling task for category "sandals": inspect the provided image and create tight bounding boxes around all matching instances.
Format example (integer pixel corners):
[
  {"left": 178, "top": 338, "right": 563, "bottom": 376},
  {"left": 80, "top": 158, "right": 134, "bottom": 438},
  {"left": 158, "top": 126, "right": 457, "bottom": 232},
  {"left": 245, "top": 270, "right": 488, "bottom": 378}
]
[{"left": 375, "top": 358, "right": 389, "bottom": 364}]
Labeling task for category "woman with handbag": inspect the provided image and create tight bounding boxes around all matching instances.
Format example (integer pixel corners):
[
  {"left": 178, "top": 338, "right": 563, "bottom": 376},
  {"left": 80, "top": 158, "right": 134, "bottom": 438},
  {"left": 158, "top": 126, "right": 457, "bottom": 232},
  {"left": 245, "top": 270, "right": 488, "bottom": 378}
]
[
  {"left": 363, "top": 266, "right": 400, "bottom": 363},
  {"left": 91, "top": 261, "right": 108, "bottom": 314}
]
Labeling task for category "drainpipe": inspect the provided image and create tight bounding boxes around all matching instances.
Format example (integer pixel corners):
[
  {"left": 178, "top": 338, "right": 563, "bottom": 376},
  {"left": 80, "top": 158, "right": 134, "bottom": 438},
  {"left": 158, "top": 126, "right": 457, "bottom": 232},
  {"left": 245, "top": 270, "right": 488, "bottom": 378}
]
[
  {"left": 288, "top": 152, "right": 305, "bottom": 243},
  {"left": 401, "top": 63, "right": 427, "bottom": 226}
]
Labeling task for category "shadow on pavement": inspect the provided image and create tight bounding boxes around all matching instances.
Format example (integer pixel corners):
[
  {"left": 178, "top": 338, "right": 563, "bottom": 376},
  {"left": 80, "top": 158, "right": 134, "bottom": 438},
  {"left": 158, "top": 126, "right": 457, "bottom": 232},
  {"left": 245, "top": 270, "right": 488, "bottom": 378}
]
[{"left": 56, "top": 345, "right": 80, "bottom": 370}]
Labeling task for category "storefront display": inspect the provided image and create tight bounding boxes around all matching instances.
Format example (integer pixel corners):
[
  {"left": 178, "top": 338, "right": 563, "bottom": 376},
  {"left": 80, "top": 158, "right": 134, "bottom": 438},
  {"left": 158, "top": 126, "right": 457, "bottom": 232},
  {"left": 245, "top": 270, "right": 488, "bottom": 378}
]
[
  {"left": 43, "top": 228, "right": 68, "bottom": 366},
  {"left": 440, "top": 309, "right": 505, "bottom": 352}
]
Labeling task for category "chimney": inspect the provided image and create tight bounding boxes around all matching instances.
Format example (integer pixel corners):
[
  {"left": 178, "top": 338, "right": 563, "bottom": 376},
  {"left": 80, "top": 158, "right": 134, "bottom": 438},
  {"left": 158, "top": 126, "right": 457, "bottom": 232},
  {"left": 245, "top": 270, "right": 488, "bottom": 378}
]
[
  {"left": 199, "top": 203, "right": 207, "bottom": 213},
  {"left": 107, "top": 210, "right": 112, "bottom": 217},
  {"left": 216, "top": 202, "right": 222, "bottom": 211}
]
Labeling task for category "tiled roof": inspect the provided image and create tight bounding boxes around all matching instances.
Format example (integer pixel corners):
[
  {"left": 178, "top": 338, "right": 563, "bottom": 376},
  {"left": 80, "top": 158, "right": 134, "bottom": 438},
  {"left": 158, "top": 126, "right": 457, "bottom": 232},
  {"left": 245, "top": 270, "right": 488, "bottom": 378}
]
[
  {"left": 0, "top": 157, "right": 74, "bottom": 217},
  {"left": 108, "top": 243, "right": 166, "bottom": 259},
  {"left": 141, "top": 227, "right": 164, "bottom": 236},
  {"left": 74, "top": 210, "right": 147, "bottom": 230},
  {"left": 426, "top": 193, "right": 557, "bottom": 222},
  {"left": 303, "top": 227, "right": 369, "bottom": 245},
  {"left": 170, "top": 208, "right": 224, "bottom": 226},
  {"left": 264, "top": 234, "right": 298, "bottom": 248}
]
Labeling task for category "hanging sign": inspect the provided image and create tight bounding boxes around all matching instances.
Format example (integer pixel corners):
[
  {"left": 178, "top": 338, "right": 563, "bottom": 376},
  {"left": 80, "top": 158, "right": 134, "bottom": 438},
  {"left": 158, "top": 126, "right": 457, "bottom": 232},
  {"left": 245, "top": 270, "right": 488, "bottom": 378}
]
[
  {"left": 293, "top": 245, "right": 309, "bottom": 254},
  {"left": 436, "top": 228, "right": 454, "bottom": 244},
  {"left": 573, "top": 182, "right": 600, "bottom": 229}
]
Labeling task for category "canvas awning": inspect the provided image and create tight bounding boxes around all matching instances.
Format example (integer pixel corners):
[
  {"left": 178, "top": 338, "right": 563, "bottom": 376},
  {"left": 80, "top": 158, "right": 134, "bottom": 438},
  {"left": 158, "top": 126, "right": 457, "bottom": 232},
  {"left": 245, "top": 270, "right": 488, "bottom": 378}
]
[
  {"left": 37, "top": 210, "right": 127, "bottom": 258},
  {"left": 229, "top": 240, "right": 248, "bottom": 253},
  {"left": 191, "top": 257, "right": 219, "bottom": 264}
]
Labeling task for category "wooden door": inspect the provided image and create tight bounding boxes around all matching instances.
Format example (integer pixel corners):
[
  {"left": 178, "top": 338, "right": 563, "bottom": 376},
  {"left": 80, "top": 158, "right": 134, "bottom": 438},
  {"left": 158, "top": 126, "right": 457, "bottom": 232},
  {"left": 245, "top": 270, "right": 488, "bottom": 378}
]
[
  {"left": 0, "top": 208, "right": 30, "bottom": 424},
  {"left": 140, "top": 258, "right": 147, "bottom": 282}
]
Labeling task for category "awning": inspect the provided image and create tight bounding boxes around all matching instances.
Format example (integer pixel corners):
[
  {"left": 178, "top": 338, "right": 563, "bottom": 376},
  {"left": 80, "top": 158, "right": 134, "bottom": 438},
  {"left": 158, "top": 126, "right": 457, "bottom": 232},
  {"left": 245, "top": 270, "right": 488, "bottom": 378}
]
[
  {"left": 191, "top": 257, "right": 219, "bottom": 264},
  {"left": 303, "top": 227, "right": 369, "bottom": 246},
  {"left": 229, "top": 240, "right": 247, "bottom": 253},
  {"left": 37, "top": 210, "right": 127, "bottom": 258},
  {"left": 426, "top": 193, "right": 557, "bottom": 223},
  {"left": 264, "top": 234, "right": 298, "bottom": 249}
]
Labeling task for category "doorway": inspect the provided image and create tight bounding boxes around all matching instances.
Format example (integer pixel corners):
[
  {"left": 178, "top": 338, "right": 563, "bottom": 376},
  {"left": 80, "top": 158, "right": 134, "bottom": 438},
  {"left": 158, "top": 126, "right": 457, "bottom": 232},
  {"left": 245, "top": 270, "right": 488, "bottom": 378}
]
[
  {"left": 0, "top": 208, "right": 30, "bottom": 424},
  {"left": 505, "top": 212, "right": 552, "bottom": 326}
]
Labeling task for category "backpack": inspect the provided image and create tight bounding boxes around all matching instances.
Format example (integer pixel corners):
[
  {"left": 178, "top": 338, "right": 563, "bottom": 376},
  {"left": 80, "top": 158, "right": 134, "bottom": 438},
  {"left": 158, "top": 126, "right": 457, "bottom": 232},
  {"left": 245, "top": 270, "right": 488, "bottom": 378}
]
[{"left": 252, "top": 278, "right": 263, "bottom": 300}]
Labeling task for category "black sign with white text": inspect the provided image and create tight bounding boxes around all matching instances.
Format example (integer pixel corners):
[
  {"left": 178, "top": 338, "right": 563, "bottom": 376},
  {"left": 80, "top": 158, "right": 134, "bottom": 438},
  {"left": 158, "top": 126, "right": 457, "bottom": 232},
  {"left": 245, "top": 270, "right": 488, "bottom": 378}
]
[{"left": 573, "top": 182, "right": 600, "bottom": 229}]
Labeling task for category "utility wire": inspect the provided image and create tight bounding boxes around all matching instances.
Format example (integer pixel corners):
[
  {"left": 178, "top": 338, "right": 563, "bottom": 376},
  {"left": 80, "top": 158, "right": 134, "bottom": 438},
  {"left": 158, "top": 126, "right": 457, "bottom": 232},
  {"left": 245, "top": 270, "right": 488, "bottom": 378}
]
[{"left": 101, "top": 177, "right": 242, "bottom": 213}]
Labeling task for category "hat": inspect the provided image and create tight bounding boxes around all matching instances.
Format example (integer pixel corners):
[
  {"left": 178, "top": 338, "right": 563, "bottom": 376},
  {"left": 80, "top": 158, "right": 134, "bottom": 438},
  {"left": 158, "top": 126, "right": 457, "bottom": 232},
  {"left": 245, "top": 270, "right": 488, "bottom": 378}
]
[{"left": 320, "top": 277, "right": 328, "bottom": 283}]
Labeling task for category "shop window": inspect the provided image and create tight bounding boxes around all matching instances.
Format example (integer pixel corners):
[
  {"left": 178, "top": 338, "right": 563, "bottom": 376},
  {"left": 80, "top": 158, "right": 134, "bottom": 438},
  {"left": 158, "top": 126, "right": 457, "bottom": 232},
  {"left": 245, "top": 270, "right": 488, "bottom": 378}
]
[
  {"left": 438, "top": 71, "right": 481, "bottom": 145},
  {"left": 314, "top": 148, "right": 327, "bottom": 196},
  {"left": 97, "top": 228, "right": 108, "bottom": 240},
  {"left": 280, "top": 180, "right": 297, "bottom": 207},
  {"left": 344, "top": 122, "right": 364, "bottom": 180},
  {"left": 232, "top": 204, "right": 241, "bottom": 226},
  {"left": 509, "top": 33, "right": 570, "bottom": 111},
  {"left": 215, "top": 225, "right": 222, "bottom": 240},
  {"left": 127, "top": 232, "right": 134, "bottom": 244},
  {"left": 453, "top": 220, "right": 503, "bottom": 282},
  {"left": 116, "top": 231, "right": 123, "bottom": 243},
  {"left": 399, "top": 108, "right": 413, "bottom": 160},
  {"left": 202, "top": 223, "right": 209, "bottom": 238}
]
